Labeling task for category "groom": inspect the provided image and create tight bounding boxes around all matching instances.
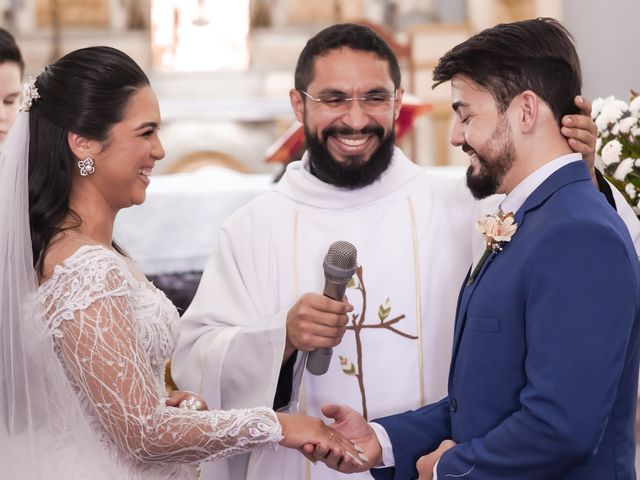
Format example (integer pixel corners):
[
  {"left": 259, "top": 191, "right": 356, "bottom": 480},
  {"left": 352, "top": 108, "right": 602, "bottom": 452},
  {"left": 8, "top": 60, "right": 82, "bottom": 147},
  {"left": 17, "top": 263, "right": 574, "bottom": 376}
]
[{"left": 314, "top": 18, "right": 640, "bottom": 479}]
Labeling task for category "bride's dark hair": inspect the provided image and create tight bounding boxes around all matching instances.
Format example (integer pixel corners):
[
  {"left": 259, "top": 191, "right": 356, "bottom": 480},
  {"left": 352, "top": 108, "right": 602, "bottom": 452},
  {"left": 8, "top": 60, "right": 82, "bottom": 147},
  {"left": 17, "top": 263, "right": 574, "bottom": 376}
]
[{"left": 28, "top": 46, "right": 150, "bottom": 276}]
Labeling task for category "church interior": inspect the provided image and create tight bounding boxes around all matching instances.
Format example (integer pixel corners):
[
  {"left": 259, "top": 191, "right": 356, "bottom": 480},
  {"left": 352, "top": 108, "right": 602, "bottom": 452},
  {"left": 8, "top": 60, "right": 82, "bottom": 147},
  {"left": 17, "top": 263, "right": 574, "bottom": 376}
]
[
  {"left": 3, "top": 0, "right": 639, "bottom": 471},
  {"left": 3, "top": 0, "right": 633, "bottom": 290}
]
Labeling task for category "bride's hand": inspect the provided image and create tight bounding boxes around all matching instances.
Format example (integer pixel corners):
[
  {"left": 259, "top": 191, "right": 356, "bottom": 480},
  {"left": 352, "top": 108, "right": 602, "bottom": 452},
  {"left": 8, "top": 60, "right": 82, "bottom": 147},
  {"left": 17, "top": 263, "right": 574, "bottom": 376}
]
[
  {"left": 276, "top": 413, "right": 366, "bottom": 469},
  {"left": 165, "top": 390, "right": 208, "bottom": 411}
]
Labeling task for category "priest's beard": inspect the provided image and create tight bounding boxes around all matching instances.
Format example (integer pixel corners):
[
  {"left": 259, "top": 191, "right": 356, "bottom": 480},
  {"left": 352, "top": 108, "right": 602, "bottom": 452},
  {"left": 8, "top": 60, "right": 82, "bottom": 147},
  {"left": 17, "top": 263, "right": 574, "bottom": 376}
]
[
  {"left": 305, "top": 124, "right": 396, "bottom": 189},
  {"left": 465, "top": 116, "right": 516, "bottom": 199}
]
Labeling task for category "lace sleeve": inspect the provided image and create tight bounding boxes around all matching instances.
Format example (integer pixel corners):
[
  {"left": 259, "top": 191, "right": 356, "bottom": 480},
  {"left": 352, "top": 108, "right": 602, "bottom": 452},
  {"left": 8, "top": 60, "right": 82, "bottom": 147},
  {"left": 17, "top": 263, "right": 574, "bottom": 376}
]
[{"left": 42, "top": 251, "right": 282, "bottom": 464}]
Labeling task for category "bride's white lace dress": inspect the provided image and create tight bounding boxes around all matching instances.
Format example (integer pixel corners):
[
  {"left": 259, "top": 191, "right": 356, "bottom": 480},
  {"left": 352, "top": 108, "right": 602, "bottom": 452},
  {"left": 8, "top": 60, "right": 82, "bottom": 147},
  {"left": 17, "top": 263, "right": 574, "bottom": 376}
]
[{"left": 38, "top": 245, "right": 282, "bottom": 479}]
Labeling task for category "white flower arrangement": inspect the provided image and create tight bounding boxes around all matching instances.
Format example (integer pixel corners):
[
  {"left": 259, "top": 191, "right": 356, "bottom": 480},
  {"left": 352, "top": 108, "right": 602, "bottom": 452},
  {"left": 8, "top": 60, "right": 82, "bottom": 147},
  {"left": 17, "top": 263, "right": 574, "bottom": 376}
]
[{"left": 593, "top": 91, "right": 640, "bottom": 216}]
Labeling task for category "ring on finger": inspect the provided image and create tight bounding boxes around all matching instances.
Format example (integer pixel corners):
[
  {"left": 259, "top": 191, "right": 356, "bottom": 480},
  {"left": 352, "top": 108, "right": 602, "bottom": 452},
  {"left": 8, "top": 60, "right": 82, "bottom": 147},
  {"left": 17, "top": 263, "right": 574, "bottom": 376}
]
[{"left": 179, "top": 396, "right": 203, "bottom": 411}]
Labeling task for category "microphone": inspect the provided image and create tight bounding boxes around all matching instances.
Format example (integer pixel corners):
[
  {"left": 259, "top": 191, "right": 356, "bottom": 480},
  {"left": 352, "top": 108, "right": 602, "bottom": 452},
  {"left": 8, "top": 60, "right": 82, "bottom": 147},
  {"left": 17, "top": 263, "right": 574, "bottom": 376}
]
[{"left": 306, "top": 241, "right": 358, "bottom": 376}]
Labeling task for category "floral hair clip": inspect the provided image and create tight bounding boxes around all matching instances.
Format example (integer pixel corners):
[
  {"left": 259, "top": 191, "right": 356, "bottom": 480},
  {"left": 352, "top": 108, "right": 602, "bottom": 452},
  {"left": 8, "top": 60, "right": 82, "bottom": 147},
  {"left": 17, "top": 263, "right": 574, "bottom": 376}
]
[
  {"left": 19, "top": 76, "right": 40, "bottom": 112},
  {"left": 468, "top": 211, "right": 518, "bottom": 285}
]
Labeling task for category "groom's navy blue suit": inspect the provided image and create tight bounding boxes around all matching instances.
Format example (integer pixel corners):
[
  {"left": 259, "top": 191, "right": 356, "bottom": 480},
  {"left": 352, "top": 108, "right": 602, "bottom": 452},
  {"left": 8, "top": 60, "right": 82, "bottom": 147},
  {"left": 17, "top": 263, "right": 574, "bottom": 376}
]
[{"left": 372, "top": 161, "right": 640, "bottom": 479}]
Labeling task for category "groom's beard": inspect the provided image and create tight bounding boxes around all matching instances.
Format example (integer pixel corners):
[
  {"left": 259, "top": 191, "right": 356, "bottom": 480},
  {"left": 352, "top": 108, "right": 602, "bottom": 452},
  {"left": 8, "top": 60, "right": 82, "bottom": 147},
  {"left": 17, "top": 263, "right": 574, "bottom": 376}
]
[
  {"left": 305, "top": 125, "right": 395, "bottom": 190},
  {"left": 465, "top": 116, "right": 516, "bottom": 199}
]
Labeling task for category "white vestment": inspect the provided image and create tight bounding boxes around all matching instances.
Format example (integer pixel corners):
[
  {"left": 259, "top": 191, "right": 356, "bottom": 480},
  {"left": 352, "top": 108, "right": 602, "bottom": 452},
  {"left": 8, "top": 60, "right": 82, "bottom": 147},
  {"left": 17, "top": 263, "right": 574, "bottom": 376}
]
[{"left": 172, "top": 147, "right": 640, "bottom": 480}]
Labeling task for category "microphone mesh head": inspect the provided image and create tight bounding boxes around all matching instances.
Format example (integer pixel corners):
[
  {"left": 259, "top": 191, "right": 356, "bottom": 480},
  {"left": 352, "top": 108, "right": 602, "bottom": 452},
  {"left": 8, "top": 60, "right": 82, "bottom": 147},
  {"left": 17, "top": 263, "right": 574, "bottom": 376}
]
[
  {"left": 326, "top": 241, "right": 357, "bottom": 270},
  {"left": 324, "top": 241, "right": 358, "bottom": 284}
]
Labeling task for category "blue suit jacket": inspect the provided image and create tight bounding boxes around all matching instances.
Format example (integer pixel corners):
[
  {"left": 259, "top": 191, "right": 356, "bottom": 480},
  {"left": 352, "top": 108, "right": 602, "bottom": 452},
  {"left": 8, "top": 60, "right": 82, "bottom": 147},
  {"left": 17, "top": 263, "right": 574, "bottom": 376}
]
[{"left": 373, "top": 162, "right": 640, "bottom": 479}]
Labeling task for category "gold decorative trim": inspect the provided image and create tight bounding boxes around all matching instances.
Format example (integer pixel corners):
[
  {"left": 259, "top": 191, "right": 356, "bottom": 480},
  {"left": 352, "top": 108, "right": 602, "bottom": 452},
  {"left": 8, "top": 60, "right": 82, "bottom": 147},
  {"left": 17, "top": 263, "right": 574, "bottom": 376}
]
[
  {"left": 292, "top": 211, "right": 300, "bottom": 300},
  {"left": 407, "top": 196, "right": 425, "bottom": 406},
  {"left": 292, "top": 211, "right": 312, "bottom": 480}
]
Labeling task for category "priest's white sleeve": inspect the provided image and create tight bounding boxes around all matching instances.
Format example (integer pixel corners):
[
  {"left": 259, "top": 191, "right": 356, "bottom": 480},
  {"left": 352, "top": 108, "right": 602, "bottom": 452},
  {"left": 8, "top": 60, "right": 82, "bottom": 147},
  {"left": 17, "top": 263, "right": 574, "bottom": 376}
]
[
  {"left": 172, "top": 214, "right": 297, "bottom": 413},
  {"left": 609, "top": 180, "right": 640, "bottom": 256}
]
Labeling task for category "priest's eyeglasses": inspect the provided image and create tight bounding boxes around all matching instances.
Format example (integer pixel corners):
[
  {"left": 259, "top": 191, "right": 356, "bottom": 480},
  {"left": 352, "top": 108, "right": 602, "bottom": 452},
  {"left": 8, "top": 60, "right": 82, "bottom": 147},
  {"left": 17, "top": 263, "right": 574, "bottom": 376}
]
[{"left": 299, "top": 89, "right": 397, "bottom": 115}]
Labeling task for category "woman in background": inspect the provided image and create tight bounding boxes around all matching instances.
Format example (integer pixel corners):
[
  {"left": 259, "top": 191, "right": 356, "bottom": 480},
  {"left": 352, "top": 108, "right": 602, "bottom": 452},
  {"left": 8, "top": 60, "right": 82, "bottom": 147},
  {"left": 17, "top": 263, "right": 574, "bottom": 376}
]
[{"left": 0, "top": 27, "right": 24, "bottom": 143}]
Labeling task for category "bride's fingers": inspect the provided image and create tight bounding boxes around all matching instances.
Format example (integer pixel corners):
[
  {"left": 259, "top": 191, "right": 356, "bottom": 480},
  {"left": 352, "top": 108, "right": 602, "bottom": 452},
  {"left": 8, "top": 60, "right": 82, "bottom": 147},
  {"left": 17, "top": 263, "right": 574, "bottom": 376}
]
[
  {"left": 165, "top": 390, "right": 188, "bottom": 407},
  {"left": 301, "top": 443, "right": 315, "bottom": 455},
  {"left": 312, "top": 443, "right": 331, "bottom": 461},
  {"left": 322, "top": 447, "right": 366, "bottom": 472},
  {"left": 298, "top": 446, "right": 317, "bottom": 464}
]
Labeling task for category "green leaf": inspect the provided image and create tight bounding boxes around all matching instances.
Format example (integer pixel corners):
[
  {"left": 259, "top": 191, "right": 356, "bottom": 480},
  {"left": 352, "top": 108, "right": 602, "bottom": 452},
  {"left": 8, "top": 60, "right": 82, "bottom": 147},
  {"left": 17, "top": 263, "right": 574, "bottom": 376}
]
[
  {"left": 339, "top": 355, "right": 357, "bottom": 376},
  {"left": 347, "top": 277, "right": 356, "bottom": 289},
  {"left": 378, "top": 297, "right": 391, "bottom": 323}
]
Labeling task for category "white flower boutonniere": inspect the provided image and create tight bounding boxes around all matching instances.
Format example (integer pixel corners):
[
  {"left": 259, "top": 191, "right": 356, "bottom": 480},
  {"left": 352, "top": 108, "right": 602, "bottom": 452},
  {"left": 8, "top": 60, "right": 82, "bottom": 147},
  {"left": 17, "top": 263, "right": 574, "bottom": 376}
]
[{"left": 468, "top": 212, "right": 518, "bottom": 285}]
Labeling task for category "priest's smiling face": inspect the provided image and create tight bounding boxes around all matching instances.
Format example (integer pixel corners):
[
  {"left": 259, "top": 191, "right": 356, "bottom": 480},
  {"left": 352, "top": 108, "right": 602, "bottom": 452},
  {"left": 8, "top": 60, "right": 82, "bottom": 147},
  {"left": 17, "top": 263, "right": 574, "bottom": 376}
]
[
  {"left": 449, "top": 74, "right": 517, "bottom": 199},
  {"left": 291, "top": 47, "right": 404, "bottom": 189}
]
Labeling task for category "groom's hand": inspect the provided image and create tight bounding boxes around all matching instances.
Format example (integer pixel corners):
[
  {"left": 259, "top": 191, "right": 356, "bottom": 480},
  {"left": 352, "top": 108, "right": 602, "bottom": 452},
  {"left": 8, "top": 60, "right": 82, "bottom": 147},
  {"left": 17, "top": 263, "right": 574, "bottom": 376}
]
[
  {"left": 303, "top": 404, "right": 380, "bottom": 473},
  {"left": 416, "top": 439, "right": 456, "bottom": 480}
]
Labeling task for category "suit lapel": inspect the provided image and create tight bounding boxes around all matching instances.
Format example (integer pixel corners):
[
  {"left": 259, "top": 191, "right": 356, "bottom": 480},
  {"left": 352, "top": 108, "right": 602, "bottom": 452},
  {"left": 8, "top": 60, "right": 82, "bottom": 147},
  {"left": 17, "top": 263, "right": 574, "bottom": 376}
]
[
  {"left": 449, "top": 161, "right": 592, "bottom": 375},
  {"left": 451, "top": 250, "right": 496, "bottom": 366}
]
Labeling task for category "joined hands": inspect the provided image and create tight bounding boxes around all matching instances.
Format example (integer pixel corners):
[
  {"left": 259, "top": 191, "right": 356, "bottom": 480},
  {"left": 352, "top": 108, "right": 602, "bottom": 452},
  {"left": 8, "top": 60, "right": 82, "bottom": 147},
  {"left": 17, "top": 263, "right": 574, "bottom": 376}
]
[
  {"left": 277, "top": 412, "right": 368, "bottom": 468},
  {"left": 302, "top": 404, "right": 381, "bottom": 473}
]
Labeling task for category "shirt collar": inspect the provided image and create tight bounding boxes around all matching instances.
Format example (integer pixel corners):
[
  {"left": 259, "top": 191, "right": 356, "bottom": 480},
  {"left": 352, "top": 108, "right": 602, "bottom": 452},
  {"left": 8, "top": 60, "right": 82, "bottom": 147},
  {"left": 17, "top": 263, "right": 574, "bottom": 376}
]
[
  {"left": 274, "top": 147, "right": 425, "bottom": 209},
  {"left": 500, "top": 153, "right": 583, "bottom": 214}
]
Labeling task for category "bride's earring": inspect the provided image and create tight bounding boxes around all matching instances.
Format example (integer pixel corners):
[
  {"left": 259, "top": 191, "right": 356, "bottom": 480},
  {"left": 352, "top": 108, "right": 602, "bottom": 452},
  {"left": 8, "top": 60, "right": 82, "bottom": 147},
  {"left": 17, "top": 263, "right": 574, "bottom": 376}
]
[{"left": 78, "top": 157, "right": 95, "bottom": 176}]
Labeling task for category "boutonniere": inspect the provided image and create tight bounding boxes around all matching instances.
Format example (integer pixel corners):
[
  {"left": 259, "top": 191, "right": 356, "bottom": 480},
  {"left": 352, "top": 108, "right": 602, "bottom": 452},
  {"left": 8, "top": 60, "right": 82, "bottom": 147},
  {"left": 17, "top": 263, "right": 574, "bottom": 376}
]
[{"left": 467, "top": 211, "right": 518, "bottom": 285}]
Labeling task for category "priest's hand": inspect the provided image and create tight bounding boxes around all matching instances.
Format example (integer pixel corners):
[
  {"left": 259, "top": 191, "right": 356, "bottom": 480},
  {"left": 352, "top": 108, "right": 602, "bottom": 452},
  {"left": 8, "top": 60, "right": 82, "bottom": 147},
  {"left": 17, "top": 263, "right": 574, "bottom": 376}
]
[
  {"left": 284, "top": 293, "right": 353, "bottom": 362},
  {"left": 303, "top": 404, "right": 381, "bottom": 473},
  {"left": 277, "top": 412, "right": 366, "bottom": 468},
  {"left": 562, "top": 95, "right": 597, "bottom": 184}
]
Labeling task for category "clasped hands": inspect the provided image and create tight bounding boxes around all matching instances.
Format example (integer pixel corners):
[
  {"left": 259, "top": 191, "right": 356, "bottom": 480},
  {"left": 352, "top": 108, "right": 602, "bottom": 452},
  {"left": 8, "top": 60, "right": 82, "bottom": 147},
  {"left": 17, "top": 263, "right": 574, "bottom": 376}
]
[
  {"left": 276, "top": 412, "right": 368, "bottom": 468},
  {"left": 303, "top": 404, "right": 455, "bottom": 480}
]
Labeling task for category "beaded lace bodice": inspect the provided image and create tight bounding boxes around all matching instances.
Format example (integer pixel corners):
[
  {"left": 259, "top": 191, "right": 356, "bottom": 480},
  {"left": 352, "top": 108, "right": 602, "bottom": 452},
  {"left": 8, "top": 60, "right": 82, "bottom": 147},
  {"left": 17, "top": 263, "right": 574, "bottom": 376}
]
[{"left": 38, "top": 245, "right": 282, "bottom": 479}]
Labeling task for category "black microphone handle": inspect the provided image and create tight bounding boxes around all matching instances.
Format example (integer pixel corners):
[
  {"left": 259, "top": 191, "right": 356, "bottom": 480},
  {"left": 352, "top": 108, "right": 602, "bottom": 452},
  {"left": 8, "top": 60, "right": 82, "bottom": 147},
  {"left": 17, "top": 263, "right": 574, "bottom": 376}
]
[{"left": 306, "top": 280, "right": 349, "bottom": 375}]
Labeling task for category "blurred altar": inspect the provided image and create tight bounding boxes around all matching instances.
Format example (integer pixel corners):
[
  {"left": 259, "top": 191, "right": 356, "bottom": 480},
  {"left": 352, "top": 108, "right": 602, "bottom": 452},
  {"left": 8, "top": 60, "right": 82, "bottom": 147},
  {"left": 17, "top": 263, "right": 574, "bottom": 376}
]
[
  {"left": 113, "top": 163, "right": 465, "bottom": 311},
  {"left": 2, "top": 0, "right": 638, "bottom": 297},
  {"left": 6, "top": 0, "right": 637, "bottom": 180}
]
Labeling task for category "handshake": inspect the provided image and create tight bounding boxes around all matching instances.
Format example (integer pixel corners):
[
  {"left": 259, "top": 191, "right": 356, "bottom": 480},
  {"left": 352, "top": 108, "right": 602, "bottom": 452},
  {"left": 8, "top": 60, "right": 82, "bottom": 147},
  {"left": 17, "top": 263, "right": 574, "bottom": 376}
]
[
  {"left": 277, "top": 405, "right": 455, "bottom": 480},
  {"left": 167, "top": 386, "right": 454, "bottom": 478},
  {"left": 276, "top": 405, "right": 379, "bottom": 473}
]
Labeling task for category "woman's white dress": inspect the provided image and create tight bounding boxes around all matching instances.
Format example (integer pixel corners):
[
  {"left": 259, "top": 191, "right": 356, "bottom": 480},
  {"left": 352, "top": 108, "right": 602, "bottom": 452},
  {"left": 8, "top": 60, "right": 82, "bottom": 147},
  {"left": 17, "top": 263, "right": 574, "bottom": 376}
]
[{"left": 38, "top": 245, "right": 282, "bottom": 479}]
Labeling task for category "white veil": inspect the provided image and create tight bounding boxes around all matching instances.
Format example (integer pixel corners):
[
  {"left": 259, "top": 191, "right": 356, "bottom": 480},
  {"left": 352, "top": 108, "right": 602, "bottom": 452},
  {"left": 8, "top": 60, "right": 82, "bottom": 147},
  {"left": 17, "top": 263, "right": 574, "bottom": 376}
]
[{"left": 0, "top": 112, "right": 118, "bottom": 478}]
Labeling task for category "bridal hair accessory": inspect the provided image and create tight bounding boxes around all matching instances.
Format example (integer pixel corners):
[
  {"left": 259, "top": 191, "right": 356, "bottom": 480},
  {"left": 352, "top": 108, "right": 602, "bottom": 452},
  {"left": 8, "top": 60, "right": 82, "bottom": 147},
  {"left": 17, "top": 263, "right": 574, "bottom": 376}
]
[
  {"left": 468, "top": 211, "right": 517, "bottom": 285},
  {"left": 19, "top": 76, "right": 40, "bottom": 112},
  {"left": 179, "top": 396, "right": 203, "bottom": 411},
  {"left": 78, "top": 157, "right": 95, "bottom": 176}
]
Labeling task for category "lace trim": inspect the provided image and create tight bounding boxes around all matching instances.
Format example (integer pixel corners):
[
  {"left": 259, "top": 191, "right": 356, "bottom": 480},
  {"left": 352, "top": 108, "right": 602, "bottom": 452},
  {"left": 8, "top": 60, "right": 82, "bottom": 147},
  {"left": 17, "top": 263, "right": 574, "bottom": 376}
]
[
  {"left": 39, "top": 245, "right": 133, "bottom": 337},
  {"left": 36, "top": 243, "right": 283, "bottom": 470}
]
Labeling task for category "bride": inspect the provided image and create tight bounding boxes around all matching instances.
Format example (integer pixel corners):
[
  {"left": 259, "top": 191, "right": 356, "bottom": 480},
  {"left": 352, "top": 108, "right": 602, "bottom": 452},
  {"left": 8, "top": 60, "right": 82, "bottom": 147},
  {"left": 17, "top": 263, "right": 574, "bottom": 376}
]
[{"left": 0, "top": 46, "right": 361, "bottom": 479}]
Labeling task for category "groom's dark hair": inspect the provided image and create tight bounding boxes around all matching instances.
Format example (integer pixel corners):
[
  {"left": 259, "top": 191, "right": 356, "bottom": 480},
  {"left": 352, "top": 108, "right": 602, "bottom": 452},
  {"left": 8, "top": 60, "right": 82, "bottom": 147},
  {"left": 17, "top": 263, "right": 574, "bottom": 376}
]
[{"left": 432, "top": 17, "right": 582, "bottom": 124}]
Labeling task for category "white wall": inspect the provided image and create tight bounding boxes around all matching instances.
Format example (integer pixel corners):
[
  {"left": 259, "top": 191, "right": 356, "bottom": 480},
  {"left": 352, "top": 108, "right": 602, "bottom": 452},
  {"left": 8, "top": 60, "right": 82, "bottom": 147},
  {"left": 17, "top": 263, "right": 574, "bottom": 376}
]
[{"left": 563, "top": 0, "right": 639, "bottom": 101}]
